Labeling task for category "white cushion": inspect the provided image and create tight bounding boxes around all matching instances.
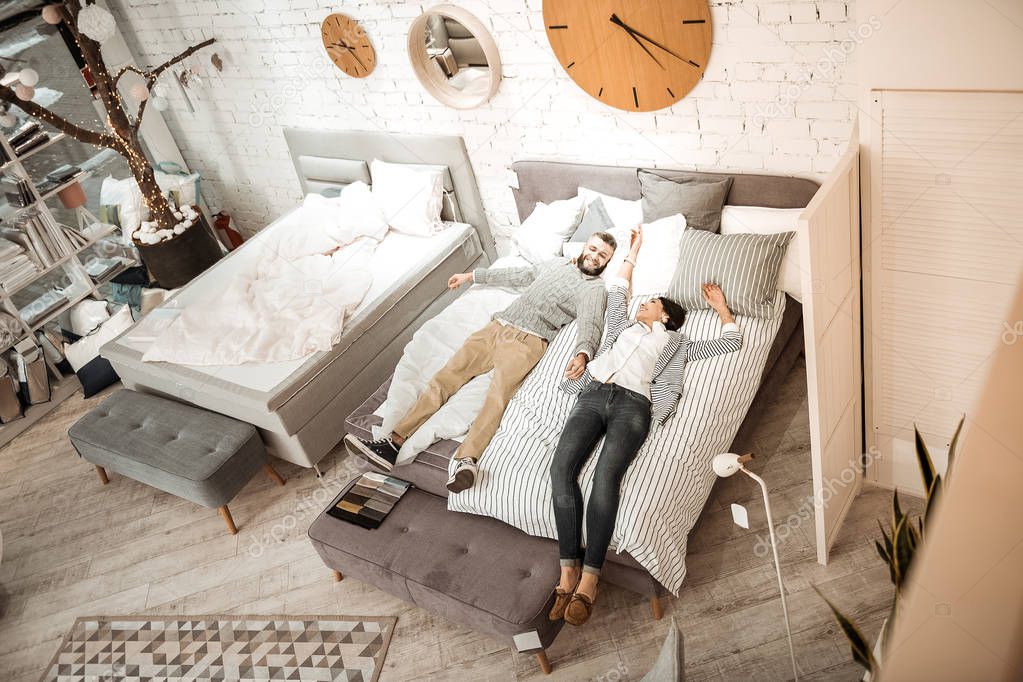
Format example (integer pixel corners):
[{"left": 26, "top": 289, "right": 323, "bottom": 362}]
[
  {"left": 370, "top": 159, "right": 444, "bottom": 236},
  {"left": 64, "top": 305, "right": 134, "bottom": 372},
  {"left": 511, "top": 196, "right": 585, "bottom": 264},
  {"left": 66, "top": 298, "right": 110, "bottom": 336},
  {"left": 720, "top": 206, "right": 803, "bottom": 301},
  {"left": 577, "top": 187, "right": 643, "bottom": 231}
]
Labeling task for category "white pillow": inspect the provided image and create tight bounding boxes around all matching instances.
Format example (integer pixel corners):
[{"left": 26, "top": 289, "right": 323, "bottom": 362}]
[
  {"left": 66, "top": 298, "right": 110, "bottom": 336},
  {"left": 370, "top": 159, "right": 444, "bottom": 236},
  {"left": 577, "top": 187, "right": 643, "bottom": 230},
  {"left": 565, "top": 215, "right": 686, "bottom": 293},
  {"left": 720, "top": 206, "right": 803, "bottom": 301},
  {"left": 632, "top": 213, "right": 686, "bottom": 294},
  {"left": 337, "top": 181, "right": 388, "bottom": 241},
  {"left": 64, "top": 305, "right": 134, "bottom": 372},
  {"left": 511, "top": 196, "right": 585, "bottom": 264}
]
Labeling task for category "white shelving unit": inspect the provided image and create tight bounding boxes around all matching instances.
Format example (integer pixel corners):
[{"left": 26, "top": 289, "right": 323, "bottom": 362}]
[{"left": 0, "top": 128, "right": 137, "bottom": 448}]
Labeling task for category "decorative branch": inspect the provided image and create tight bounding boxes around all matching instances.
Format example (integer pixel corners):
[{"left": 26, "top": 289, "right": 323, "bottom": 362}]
[
  {"left": 112, "top": 64, "right": 146, "bottom": 89},
  {"left": 147, "top": 38, "right": 216, "bottom": 85},
  {"left": 0, "top": 84, "right": 116, "bottom": 148}
]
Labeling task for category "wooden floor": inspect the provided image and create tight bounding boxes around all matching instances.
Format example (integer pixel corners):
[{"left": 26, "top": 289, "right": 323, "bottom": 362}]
[{"left": 0, "top": 359, "right": 919, "bottom": 681}]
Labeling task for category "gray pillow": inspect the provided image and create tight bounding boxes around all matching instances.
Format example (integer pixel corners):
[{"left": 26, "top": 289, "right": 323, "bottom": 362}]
[
  {"left": 668, "top": 229, "right": 794, "bottom": 318},
  {"left": 570, "top": 198, "right": 614, "bottom": 241},
  {"left": 638, "top": 171, "right": 733, "bottom": 232}
]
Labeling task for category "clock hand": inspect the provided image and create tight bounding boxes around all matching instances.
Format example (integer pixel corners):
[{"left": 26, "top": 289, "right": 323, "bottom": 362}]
[
  {"left": 332, "top": 40, "right": 367, "bottom": 71},
  {"left": 611, "top": 15, "right": 700, "bottom": 69},
  {"left": 609, "top": 13, "right": 664, "bottom": 69}
]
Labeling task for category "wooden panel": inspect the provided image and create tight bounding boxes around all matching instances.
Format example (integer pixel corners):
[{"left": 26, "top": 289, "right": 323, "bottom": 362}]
[
  {"left": 866, "top": 90, "right": 1023, "bottom": 494},
  {"left": 799, "top": 143, "right": 863, "bottom": 565}
]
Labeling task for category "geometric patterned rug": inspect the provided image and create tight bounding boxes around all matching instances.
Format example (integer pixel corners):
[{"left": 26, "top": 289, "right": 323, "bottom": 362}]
[{"left": 40, "top": 615, "right": 397, "bottom": 682}]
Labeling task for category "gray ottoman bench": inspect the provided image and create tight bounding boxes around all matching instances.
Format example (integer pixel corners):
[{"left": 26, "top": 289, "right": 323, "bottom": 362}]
[
  {"left": 308, "top": 476, "right": 564, "bottom": 674},
  {"left": 68, "top": 389, "right": 285, "bottom": 535}
]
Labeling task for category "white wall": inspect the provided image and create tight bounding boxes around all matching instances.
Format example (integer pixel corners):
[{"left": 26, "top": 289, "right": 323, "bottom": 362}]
[{"left": 108, "top": 0, "right": 861, "bottom": 241}]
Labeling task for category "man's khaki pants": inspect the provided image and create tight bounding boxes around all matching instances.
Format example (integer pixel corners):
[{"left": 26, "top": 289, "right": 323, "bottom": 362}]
[{"left": 393, "top": 321, "right": 548, "bottom": 461}]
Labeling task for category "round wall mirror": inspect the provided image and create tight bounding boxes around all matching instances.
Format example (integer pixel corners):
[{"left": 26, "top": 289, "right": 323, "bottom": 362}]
[{"left": 407, "top": 5, "right": 501, "bottom": 109}]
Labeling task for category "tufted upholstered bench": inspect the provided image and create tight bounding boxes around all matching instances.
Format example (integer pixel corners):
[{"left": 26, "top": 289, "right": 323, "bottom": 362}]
[
  {"left": 308, "top": 475, "right": 564, "bottom": 674},
  {"left": 68, "top": 389, "right": 285, "bottom": 535}
]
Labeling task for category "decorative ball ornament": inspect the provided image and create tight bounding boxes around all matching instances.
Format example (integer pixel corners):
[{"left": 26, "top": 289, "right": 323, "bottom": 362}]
[
  {"left": 14, "top": 84, "right": 34, "bottom": 101},
  {"left": 18, "top": 68, "right": 39, "bottom": 87},
  {"left": 41, "top": 5, "right": 62, "bottom": 24},
  {"left": 129, "top": 82, "right": 149, "bottom": 101},
  {"left": 149, "top": 95, "right": 168, "bottom": 111},
  {"left": 0, "top": 113, "right": 15, "bottom": 128},
  {"left": 151, "top": 82, "right": 168, "bottom": 98},
  {"left": 77, "top": 3, "right": 117, "bottom": 44}
]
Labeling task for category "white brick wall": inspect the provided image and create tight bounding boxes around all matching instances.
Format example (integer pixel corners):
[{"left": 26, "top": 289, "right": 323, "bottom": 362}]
[{"left": 107, "top": 0, "right": 858, "bottom": 242}]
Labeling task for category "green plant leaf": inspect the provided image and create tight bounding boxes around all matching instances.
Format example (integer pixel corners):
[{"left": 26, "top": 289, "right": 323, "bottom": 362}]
[
  {"left": 946, "top": 415, "right": 965, "bottom": 480},
  {"left": 893, "top": 515, "right": 916, "bottom": 591},
  {"left": 814, "top": 586, "right": 879, "bottom": 673},
  {"left": 876, "top": 520, "right": 896, "bottom": 584},
  {"left": 892, "top": 488, "right": 903, "bottom": 529},
  {"left": 925, "top": 474, "right": 943, "bottom": 525},
  {"left": 915, "top": 426, "right": 936, "bottom": 493}
]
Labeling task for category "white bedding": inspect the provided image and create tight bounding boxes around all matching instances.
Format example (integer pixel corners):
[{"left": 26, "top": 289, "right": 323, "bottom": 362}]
[
  {"left": 379, "top": 260, "right": 785, "bottom": 594},
  {"left": 123, "top": 214, "right": 473, "bottom": 390}
]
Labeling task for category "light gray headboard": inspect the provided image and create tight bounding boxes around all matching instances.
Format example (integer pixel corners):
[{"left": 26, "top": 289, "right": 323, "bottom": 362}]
[
  {"left": 283, "top": 128, "right": 496, "bottom": 261},
  {"left": 511, "top": 160, "right": 820, "bottom": 221}
]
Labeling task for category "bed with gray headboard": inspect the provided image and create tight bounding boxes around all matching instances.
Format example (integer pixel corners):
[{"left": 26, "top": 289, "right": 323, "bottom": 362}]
[
  {"left": 344, "top": 159, "right": 818, "bottom": 599},
  {"left": 102, "top": 129, "right": 495, "bottom": 473}
]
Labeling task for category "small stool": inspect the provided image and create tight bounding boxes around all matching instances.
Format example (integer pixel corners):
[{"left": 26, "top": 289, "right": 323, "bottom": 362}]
[{"left": 68, "top": 389, "right": 284, "bottom": 535}]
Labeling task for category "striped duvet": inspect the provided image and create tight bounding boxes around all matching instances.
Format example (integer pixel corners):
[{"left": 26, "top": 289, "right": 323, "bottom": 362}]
[{"left": 448, "top": 291, "right": 786, "bottom": 594}]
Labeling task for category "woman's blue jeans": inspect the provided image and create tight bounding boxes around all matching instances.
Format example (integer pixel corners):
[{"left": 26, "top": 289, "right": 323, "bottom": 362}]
[{"left": 550, "top": 381, "right": 652, "bottom": 575}]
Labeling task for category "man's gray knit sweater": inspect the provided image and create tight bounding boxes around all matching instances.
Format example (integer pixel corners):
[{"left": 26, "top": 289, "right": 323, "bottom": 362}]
[{"left": 472, "top": 259, "right": 607, "bottom": 359}]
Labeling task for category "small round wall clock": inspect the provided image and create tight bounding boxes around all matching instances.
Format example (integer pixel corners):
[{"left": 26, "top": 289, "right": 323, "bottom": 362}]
[
  {"left": 542, "top": 0, "right": 712, "bottom": 112},
  {"left": 321, "top": 13, "right": 376, "bottom": 78}
]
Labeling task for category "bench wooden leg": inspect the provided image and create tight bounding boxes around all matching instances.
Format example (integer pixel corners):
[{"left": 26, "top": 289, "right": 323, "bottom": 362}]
[
  {"left": 332, "top": 570, "right": 344, "bottom": 582},
  {"left": 263, "top": 462, "right": 286, "bottom": 486},
  {"left": 95, "top": 465, "right": 109, "bottom": 485},
  {"left": 650, "top": 596, "right": 664, "bottom": 620},
  {"left": 536, "top": 650, "right": 552, "bottom": 675},
  {"left": 218, "top": 505, "right": 238, "bottom": 535}
]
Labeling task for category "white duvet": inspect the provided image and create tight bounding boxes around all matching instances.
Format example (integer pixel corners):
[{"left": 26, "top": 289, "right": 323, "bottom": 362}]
[
  {"left": 143, "top": 185, "right": 387, "bottom": 366},
  {"left": 378, "top": 258, "right": 785, "bottom": 593}
]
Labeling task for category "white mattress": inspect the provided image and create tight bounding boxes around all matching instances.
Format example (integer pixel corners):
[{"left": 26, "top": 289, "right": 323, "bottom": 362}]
[{"left": 121, "top": 215, "right": 474, "bottom": 393}]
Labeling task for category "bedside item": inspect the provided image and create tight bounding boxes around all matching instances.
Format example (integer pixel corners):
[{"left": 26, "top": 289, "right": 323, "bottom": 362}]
[
  {"left": 63, "top": 305, "right": 133, "bottom": 398},
  {"left": 65, "top": 297, "right": 110, "bottom": 336},
  {"left": 326, "top": 471, "right": 412, "bottom": 529},
  {"left": 638, "top": 170, "right": 733, "bottom": 231},
  {"left": 68, "top": 389, "right": 286, "bottom": 535},
  {"left": 712, "top": 453, "right": 798, "bottom": 681},
  {"left": 370, "top": 160, "right": 445, "bottom": 235},
  {"left": 309, "top": 477, "right": 564, "bottom": 675},
  {"left": 543, "top": 0, "right": 712, "bottom": 112},
  {"left": 408, "top": 5, "right": 501, "bottom": 109},
  {"left": 570, "top": 198, "right": 614, "bottom": 242},
  {"left": 10, "top": 338, "right": 48, "bottom": 405},
  {"left": 0, "top": 359, "right": 22, "bottom": 423},
  {"left": 321, "top": 12, "right": 376, "bottom": 78},
  {"left": 668, "top": 229, "right": 793, "bottom": 318}
]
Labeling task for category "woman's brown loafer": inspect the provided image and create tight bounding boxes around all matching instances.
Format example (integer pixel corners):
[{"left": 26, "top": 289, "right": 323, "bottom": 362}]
[
  {"left": 549, "top": 586, "right": 574, "bottom": 621},
  {"left": 564, "top": 592, "right": 595, "bottom": 626}
]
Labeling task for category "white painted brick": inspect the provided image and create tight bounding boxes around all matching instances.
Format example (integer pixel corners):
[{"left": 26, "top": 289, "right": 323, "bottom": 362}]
[{"left": 108, "top": 0, "right": 856, "bottom": 237}]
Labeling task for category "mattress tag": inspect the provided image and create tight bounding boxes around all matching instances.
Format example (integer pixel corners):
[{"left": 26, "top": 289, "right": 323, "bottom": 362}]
[
  {"left": 731, "top": 503, "right": 749, "bottom": 529},
  {"left": 513, "top": 630, "right": 542, "bottom": 652}
]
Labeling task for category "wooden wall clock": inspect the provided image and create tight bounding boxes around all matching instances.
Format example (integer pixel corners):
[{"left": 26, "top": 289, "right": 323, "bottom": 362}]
[
  {"left": 321, "top": 13, "right": 376, "bottom": 78},
  {"left": 543, "top": 0, "right": 712, "bottom": 112}
]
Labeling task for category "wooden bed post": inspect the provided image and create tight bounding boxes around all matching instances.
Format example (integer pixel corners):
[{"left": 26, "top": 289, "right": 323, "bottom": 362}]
[
  {"left": 263, "top": 462, "right": 286, "bottom": 486},
  {"left": 536, "top": 650, "right": 552, "bottom": 674},
  {"left": 650, "top": 596, "right": 664, "bottom": 620},
  {"left": 94, "top": 465, "right": 109, "bottom": 485},
  {"left": 332, "top": 570, "right": 344, "bottom": 582},
  {"left": 218, "top": 505, "right": 238, "bottom": 535}
]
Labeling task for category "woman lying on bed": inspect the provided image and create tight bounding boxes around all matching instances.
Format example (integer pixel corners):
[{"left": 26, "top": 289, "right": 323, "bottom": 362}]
[{"left": 549, "top": 226, "right": 742, "bottom": 627}]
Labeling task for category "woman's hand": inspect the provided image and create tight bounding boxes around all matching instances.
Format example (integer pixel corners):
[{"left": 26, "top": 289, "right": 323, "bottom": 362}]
[
  {"left": 629, "top": 225, "right": 643, "bottom": 257},
  {"left": 564, "top": 352, "right": 588, "bottom": 380},
  {"left": 448, "top": 273, "right": 473, "bottom": 289},
  {"left": 702, "top": 283, "right": 728, "bottom": 311}
]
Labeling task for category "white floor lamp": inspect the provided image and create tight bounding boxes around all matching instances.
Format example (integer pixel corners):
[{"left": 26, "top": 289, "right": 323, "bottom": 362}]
[{"left": 712, "top": 452, "right": 799, "bottom": 681}]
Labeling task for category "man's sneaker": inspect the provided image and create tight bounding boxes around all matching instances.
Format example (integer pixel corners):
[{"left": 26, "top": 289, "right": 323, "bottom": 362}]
[
  {"left": 446, "top": 457, "right": 479, "bottom": 493},
  {"left": 344, "top": 434, "right": 399, "bottom": 471}
]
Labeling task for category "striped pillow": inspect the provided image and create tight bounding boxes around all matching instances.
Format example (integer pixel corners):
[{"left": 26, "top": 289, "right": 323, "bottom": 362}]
[{"left": 668, "top": 229, "right": 794, "bottom": 318}]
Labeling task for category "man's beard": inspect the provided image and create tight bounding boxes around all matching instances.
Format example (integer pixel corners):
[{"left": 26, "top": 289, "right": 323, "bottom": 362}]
[{"left": 577, "top": 254, "right": 608, "bottom": 277}]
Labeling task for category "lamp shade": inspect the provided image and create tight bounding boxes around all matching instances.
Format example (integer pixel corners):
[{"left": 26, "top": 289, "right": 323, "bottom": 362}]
[{"left": 57, "top": 181, "right": 87, "bottom": 209}]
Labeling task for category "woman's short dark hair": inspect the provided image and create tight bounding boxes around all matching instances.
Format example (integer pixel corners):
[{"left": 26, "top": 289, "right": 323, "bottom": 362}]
[{"left": 657, "top": 297, "right": 686, "bottom": 332}]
